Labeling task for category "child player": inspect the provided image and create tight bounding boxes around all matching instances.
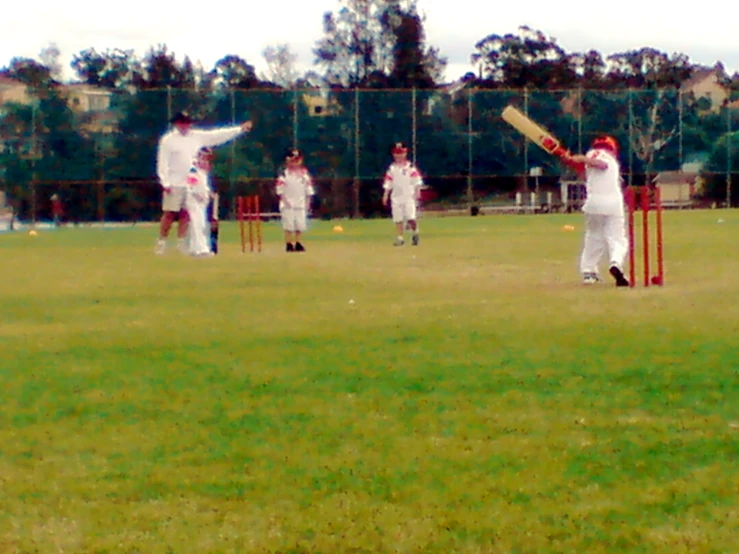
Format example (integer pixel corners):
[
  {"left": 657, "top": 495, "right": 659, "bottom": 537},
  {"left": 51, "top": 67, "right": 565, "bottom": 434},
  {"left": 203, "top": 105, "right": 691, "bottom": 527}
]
[
  {"left": 382, "top": 142, "right": 423, "bottom": 246},
  {"left": 275, "top": 148, "right": 315, "bottom": 252},
  {"left": 184, "top": 147, "right": 214, "bottom": 257}
]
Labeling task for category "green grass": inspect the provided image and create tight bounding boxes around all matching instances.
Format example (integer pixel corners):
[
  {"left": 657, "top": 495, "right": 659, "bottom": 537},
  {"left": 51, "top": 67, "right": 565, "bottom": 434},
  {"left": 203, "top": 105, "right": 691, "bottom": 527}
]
[{"left": 1, "top": 211, "right": 737, "bottom": 553}]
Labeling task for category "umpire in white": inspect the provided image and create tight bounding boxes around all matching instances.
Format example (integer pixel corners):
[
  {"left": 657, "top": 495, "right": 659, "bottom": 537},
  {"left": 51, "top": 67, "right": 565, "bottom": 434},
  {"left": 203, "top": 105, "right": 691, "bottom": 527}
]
[{"left": 155, "top": 111, "right": 252, "bottom": 254}]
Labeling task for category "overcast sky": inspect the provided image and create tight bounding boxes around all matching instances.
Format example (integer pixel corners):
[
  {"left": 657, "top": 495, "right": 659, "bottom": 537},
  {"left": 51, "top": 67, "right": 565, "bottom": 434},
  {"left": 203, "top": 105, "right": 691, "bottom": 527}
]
[{"left": 2, "top": 0, "right": 737, "bottom": 83}]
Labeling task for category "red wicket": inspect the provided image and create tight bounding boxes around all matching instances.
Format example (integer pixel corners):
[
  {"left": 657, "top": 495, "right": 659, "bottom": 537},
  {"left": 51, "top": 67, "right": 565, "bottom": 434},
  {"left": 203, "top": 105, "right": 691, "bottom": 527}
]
[
  {"left": 237, "top": 195, "right": 262, "bottom": 253},
  {"left": 625, "top": 186, "right": 664, "bottom": 287}
]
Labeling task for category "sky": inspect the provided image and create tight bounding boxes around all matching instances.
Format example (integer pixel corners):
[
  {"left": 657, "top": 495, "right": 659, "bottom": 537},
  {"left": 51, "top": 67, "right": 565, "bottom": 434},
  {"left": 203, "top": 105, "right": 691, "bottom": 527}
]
[{"left": 1, "top": 0, "right": 738, "bottom": 83}]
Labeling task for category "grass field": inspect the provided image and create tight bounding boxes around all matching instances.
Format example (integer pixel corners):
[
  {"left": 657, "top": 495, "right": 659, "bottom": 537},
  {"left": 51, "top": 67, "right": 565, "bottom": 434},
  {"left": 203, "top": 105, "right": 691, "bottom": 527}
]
[{"left": 1, "top": 211, "right": 737, "bottom": 554}]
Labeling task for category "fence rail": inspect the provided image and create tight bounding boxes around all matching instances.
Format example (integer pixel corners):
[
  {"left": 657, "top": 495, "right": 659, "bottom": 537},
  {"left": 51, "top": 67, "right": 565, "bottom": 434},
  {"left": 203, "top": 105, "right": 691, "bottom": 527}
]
[{"left": 1, "top": 87, "right": 737, "bottom": 222}]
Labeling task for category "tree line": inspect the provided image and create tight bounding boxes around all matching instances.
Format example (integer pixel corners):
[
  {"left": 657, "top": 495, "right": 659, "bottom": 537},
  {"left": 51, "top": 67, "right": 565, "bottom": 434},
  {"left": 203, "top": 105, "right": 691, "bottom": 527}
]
[{"left": 1, "top": 0, "right": 738, "bottom": 221}]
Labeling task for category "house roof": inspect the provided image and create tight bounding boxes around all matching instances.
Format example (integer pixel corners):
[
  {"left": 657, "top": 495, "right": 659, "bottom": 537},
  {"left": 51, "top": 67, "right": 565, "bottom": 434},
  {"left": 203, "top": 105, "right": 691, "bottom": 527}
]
[
  {"left": 653, "top": 171, "right": 699, "bottom": 185},
  {"left": 0, "top": 76, "right": 26, "bottom": 89},
  {"left": 680, "top": 65, "right": 727, "bottom": 91}
]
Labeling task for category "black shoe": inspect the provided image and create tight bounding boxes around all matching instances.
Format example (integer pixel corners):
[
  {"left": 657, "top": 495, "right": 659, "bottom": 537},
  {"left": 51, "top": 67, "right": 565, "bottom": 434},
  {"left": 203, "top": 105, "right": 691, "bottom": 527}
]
[
  {"left": 295, "top": 242, "right": 305, "bottom": 252},
  {"left": 286, "top": 243, "right": 294, "bottom": 252},
  {"left": 609, "top": 265, "right": 630, "bottom": 287},
  {"left": 411, "top": 233, "right": 419, "bottom": 246}
]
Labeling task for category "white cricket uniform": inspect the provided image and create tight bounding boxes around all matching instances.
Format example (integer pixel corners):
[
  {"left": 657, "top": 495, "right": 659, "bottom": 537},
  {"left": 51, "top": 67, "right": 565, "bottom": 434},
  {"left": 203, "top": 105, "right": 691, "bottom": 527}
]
[
  {"left": 185, "top": 166, "right": 212, "bottom": 256},
  {"left": 276, "top": 168, "right": 315, "bottom": 232},
  {"left": 157, "top": 126, "right": 244, "bottom": 212},
  {"left": 383, "top": 161, "right": 423, "bottom": 223},
  {"left": 579, "top": 148, "right": 629, "bottom": 274}
]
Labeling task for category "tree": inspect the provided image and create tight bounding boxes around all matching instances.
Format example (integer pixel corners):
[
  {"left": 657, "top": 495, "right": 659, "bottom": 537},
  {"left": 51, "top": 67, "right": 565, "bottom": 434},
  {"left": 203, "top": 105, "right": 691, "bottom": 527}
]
[
  {"left": 313, "top": 0, "right": 444, "bottom": 87},
  {"left": 39, "top": 42, "right": 63, "bottom": 82},
  {"left": 385, "top": 5, "right": 443, "bottom": 88},
  {"left": 1, "top": 57, "right": 54, "bottom": 88},
  {"left": 207, "top": 55, "right": 259, "bottom": 89},
  {"left": 470, "top": 26, "right": 577, "bottom": 88},
  {"left": 71, "top": 48, "right": 137, "bottom": 88},
  {"left": 261, "top": 44, "right": 300, "bottom": 89},
  {"left": 0, "top": 56, "right": 98, "bottom": 220},
  {"left": 567, "top": 50, "right": 606, "bottom": 88},
  {"left": 605, "top": 48, "right": 693, "bottom": 88}
]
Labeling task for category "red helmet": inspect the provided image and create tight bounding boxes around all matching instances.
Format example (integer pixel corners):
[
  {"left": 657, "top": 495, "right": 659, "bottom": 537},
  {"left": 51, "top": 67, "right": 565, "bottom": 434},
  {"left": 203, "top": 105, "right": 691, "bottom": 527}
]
[
  {"left": 592, "top": 135, "right": 618, "bottom": 154},
  {"left": 391, "top": 142, "right": 408, "bottom": 155}
]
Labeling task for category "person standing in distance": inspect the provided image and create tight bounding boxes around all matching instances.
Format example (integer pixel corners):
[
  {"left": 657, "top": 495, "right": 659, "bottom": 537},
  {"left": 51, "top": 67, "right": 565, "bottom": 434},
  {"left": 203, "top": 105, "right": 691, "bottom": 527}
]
[
  {"left": 275, "top": 148, "right": 315, "bottom": 252},
  {"left": 156, "top": 111, "right": 252, "bottom": 254},
  {"left": 566, "top": 135, "right": 630, "bottom": 287},
  {"left": 382, "top": 142, "right": 423, "bottom": 246}
]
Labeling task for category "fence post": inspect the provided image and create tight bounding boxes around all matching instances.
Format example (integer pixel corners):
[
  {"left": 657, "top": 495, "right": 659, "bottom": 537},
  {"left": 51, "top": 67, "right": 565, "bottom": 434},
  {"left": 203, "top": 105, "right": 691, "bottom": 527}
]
[
  {"left": 523, "top": 87, "right": 529, "bottom": 190},
  {"left": 166, "top": 85, "right": 172, "bottom": 122},
  {"left": 627, "top": 89, "right": 634, "bottom": 186},
  {"left": 412, "top": 87, "right": 417, "bottom": 163},
  {"left": 230, "top": 88, "right": 237, "bottom": 219},
  {"left": 293, "top": 88, "right": 299, "bottom": 150},
  {"left": 467, "top": 88, "right": 473, "bottom": 207},
  {"left": 577, "top": 86, "right": 583, "bottom": 153},
  {"left": 96, "top": 140, "right": 104, "bottom": 222},
  {"left": 678, "top": 89, "right": 684, "bottom": 169},
  {"left": 354, "top": 87, "right": 360, "bottom": 219},
  {"left": 31, "top": 102, "right": 38, "bottom": 225},
  {"left": 727, "top": 103, "right": 732, "bottom": 208}
]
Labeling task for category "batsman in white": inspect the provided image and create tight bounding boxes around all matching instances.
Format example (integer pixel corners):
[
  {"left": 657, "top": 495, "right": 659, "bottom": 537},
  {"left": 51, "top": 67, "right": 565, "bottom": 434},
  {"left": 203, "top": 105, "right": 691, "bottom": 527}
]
[
  {"left": 185, "top": 147, "right": 214, "bottom": 257},
  {"left": 566, "top": 136, "right": 630, "bottom": 287},
  {"left": 382, "top": 142, "right": 423, "bottom": 246},
  {"left": 275, "top": 148, "right": 315, "bottom": 252},
  {"left": 155, "top": 111, "right": 252, "bottom": 255}
]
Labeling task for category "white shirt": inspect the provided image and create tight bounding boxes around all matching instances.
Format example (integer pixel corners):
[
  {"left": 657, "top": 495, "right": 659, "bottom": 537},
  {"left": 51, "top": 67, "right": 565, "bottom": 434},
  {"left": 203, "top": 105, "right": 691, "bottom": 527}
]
[
  {"left": 185, "top": 166, "right": 211, "bottom": 208},
  {"left": 157, "top": 126, "right": 243, "bottom": 189},
  {"left": 276, "top": 167, "right": 314, "bottom": 210},
  {"left": 582, "top": 149, "right": 624, "bottom": 216},
  {"left": 383, "top": 161, "right": 423, "bottom": 202}
]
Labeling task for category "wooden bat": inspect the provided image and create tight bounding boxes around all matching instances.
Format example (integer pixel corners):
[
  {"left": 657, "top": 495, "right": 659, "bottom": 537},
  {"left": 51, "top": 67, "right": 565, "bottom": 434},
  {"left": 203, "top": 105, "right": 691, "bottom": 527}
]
[
  {"left": 209, "top": 193, "right": 219, "bottom": 254},
  {"left": 501, "top": 105, "right": 571, "bottom": 159}
]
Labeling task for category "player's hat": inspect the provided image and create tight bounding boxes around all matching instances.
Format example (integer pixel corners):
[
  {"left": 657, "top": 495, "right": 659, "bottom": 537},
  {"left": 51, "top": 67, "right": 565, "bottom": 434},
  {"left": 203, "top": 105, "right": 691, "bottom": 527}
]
[
  {"left": 170, "top": 111, "right": 195, "bottom": 124},
  {"left": 592, "top": 135, "right": 618, "bottom": 154},
  {"left": 285, "top": 148, "right": 303, "bottom": 160},
  {"left": 391, "top": 142, "right": 408, "bottom": 154}
]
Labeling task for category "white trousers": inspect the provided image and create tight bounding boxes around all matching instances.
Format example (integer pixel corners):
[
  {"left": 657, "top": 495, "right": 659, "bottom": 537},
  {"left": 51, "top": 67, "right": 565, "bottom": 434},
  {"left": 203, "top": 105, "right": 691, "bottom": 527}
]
[
  {"left": 186, "top": 198, "right": 210, "bottom": 255},
  {"left": 281, "top": 207, "right": 307, "bottom": 232},
  {"left": 391, "top": 200, "right": 417, "bottom": 224},
  {"left": 579, "top": 213, "right": 629, "bottom": 274}
]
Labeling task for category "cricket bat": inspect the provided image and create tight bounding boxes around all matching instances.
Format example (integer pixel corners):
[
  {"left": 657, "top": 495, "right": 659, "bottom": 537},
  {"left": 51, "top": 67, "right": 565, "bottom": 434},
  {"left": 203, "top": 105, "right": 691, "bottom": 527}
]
[
  {"left": 501, "top": 105, "right": 571, "bottom": 160},
  {"left": 209, "top": 193, "right": 219, "bottom": 254}
]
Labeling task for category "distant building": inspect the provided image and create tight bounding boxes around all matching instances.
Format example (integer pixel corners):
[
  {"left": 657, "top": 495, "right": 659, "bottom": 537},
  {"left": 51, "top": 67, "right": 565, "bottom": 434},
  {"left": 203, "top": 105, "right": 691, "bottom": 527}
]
[
  {"left": 679, "top": 65, "right": 729, "bottom": 113},
  {"left": 652, "top": 163, "right": 704, "bottom": 207},
  {"left": 0, "top": 76, "right": 31, "bottom": 106},
  {"left": 60, "top": 83, "right": 119, "bottom": 135},
  {"left": 302, "top": 91, "right": 341, "bottom": 117},
  {"left": 63, "top": 83, "right": 113, "bottom": 112}
]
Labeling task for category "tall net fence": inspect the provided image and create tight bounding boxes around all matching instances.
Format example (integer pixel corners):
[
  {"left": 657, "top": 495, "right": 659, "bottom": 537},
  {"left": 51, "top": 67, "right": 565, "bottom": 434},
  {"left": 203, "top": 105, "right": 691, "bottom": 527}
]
[{"left": 0, "top": 87, "right": 737, "bottom": 223}]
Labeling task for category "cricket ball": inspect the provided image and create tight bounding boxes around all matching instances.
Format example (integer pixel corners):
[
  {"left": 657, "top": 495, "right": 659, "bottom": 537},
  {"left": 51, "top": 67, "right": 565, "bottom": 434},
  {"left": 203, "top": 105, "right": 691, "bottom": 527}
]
[{"left": 650, "top": 276, "right": 663, "bottom": 286}]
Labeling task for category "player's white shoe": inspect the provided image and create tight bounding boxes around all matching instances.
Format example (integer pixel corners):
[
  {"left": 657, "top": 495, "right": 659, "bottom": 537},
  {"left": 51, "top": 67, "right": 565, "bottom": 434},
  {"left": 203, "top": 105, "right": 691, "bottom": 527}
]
[{"left": 155, "top": 239, "right": 166, "bottom": 255}]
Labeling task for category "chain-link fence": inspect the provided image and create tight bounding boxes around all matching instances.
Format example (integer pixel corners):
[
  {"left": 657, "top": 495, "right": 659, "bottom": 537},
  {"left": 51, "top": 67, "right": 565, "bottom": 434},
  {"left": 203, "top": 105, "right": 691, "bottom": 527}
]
[{"left": 1, "top": 87, "right": 737, "bottom": 223}]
